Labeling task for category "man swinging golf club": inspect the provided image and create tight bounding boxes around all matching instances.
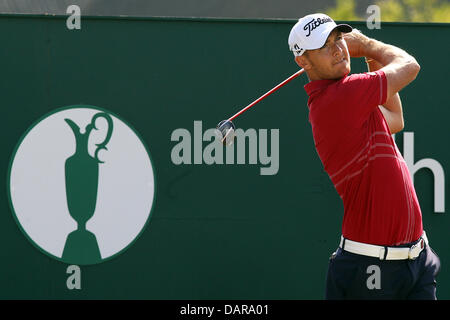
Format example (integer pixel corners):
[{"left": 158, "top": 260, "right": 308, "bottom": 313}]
[{"left": 288, "top": 13, "right": 440, "bottom": 299}]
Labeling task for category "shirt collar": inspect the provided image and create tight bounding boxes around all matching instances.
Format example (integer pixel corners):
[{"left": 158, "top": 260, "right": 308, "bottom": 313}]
[
  {"left": 304, "top": 74, "right": 349, "bottom": 96},
  {"left": 304, "top": 78, "right": 337, "bottom": 96}
]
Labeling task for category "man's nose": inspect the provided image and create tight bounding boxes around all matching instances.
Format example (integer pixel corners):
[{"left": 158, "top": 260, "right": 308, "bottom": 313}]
[{"left": 332, "top": 42, "right": 343, "bottom": 57}]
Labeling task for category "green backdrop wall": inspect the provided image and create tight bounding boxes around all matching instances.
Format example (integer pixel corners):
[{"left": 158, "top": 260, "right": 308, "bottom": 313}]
[{"left": 0, "top": 14, "right": 448, "bottom": 299}]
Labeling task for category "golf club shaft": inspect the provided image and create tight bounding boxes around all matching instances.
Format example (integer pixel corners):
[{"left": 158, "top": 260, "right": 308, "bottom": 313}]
[{"left": 228, "top": 68, "right": 305, "bottom": 122}]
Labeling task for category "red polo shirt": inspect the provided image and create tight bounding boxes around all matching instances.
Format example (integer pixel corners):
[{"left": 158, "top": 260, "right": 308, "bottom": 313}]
[{"left": 305, "top": 70, "right": 423, "bottom": 246}]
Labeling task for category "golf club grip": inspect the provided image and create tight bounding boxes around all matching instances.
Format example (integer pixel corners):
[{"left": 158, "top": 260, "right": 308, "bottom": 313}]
[{"left": 228, "top": 68, "right": 305, "bottom": 122}]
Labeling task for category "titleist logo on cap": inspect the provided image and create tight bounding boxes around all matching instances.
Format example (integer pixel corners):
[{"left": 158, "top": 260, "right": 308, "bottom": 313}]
[{"left": 304, "top": 17, "right": 333, "bottom": 37}]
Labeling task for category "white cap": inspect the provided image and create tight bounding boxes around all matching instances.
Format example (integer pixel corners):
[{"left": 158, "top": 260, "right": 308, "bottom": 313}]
[{"left": 288, "top": 13, "right": 352, "bottom": 56}]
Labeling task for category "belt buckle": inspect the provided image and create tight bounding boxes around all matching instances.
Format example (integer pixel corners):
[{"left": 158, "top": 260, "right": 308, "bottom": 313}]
[{"left": 408, "top": 239, "right": 423, "bottom": 260}]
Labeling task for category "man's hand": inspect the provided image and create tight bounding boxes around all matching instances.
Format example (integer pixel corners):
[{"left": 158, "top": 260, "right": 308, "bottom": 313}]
[{"left": 343, "top": 29, "right": 370, "bottom": 58}]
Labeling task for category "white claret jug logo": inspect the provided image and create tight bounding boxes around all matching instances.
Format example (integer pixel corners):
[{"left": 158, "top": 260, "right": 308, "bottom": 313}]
[{"left": 7, "top": 105, "right": 156, "bottom": 265}]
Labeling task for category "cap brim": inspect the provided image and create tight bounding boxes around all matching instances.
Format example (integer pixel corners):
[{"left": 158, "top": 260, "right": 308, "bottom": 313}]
[{"left": 335, "top": 24, "right": 353, "bottom": 33}]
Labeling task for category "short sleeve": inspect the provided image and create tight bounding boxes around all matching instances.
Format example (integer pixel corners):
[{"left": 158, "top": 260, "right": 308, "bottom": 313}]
[{"left": 335, "top": 70, "right": 387, "bottom": 127}]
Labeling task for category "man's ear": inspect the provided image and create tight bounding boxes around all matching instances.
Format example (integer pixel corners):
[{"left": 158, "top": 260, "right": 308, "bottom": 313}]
[{"left": 295, "top": 55, "right": 312, "bottom": 70}]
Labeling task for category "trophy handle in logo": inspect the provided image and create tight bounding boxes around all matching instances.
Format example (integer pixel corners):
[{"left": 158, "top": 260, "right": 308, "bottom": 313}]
[{"left": 62, "top": 112, "right": 114, "bottom": 264}]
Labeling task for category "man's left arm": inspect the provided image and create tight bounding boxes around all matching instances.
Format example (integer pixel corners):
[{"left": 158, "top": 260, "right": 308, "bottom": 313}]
[{"left": 366, "top": 58, "right": 404, "bottom": 134}]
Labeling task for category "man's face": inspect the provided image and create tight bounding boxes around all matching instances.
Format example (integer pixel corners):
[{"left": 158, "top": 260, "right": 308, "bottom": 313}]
[{"left": 296, "top": 29, "right": 351, "bottom": 81}]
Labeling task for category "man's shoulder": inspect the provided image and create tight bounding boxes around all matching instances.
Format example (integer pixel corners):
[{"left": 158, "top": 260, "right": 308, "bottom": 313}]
[
  {"left": 334, "top": 71, "right": 385, "bottom": 94},
  {"left": 342, "top": 70, "right": 382, "bottom": 82}
]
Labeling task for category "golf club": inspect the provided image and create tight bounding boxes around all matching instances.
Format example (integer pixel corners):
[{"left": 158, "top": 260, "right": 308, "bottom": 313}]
[{"left": 216, "top": 68, "right": 305, "bottom": 145}]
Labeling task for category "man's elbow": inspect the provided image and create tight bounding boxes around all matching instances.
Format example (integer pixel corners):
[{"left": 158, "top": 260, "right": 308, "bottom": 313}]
[
  {"left": 391, "top": 117, "right": 404, "bottom": 134},
  {"left": 409, "top": 59, "right": 421, "bottom": 80},
  {"left": 398, "top": 117, "right": 405, "bottom": 132}
]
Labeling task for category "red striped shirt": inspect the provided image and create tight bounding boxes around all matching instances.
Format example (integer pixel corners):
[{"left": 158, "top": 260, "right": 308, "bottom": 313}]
[{"left": 305, "top": 70, "right": 423, "bottom": 246}]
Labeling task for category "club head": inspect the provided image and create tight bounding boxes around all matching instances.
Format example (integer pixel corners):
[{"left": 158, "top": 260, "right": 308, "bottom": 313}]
[{"left": 215, "top": 120, "right": 236, "bottom": 146}]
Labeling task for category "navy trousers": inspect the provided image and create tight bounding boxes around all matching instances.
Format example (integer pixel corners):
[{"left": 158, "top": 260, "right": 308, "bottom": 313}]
[{"left": 325, "top": 240, "right": 441, "bottom": 300}]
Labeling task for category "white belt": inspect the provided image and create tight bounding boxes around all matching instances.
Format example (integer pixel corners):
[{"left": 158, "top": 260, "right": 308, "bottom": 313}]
[{"left": 339, "top": 232, "right": 428, "bottom": 260}]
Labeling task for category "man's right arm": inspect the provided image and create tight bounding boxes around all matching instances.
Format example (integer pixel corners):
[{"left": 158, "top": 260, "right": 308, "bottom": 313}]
[
  {"left": 366, "top": 58, "right": 404, "bottom": 134},
  {"left": 344, "top": 30, "right": 420, "bottom": 99}
]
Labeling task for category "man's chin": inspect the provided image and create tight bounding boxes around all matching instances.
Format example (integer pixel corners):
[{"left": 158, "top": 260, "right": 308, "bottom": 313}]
[
  {"left": 343, "top": 66, "right": 351, "bottom": 76},
  {"left": 338, "top": 65, "right": 351, "bottom": 78},
  {"left": 331, "top": 68, "right": 350, "bottom": 80}
]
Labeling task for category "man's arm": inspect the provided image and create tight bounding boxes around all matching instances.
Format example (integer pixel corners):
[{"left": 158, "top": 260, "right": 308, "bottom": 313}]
[
  {"left": 344, "top": 30, "right": 420, "bottom": 99},
  {"left": 366, "top": 58, "right": 404, "bottom": 134}
]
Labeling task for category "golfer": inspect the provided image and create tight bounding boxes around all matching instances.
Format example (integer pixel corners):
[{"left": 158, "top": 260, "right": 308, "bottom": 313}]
[{"left": 288, "top": 13, "right": 440, "bottom": 299}]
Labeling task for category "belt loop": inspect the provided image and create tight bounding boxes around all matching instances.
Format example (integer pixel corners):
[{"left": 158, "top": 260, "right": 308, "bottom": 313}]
[
  {"left": 342, "top": 238, "right": 346, "bottom": 250},
  {"left": 379, "top": 246, "right": 388, "bottom": 260}
]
